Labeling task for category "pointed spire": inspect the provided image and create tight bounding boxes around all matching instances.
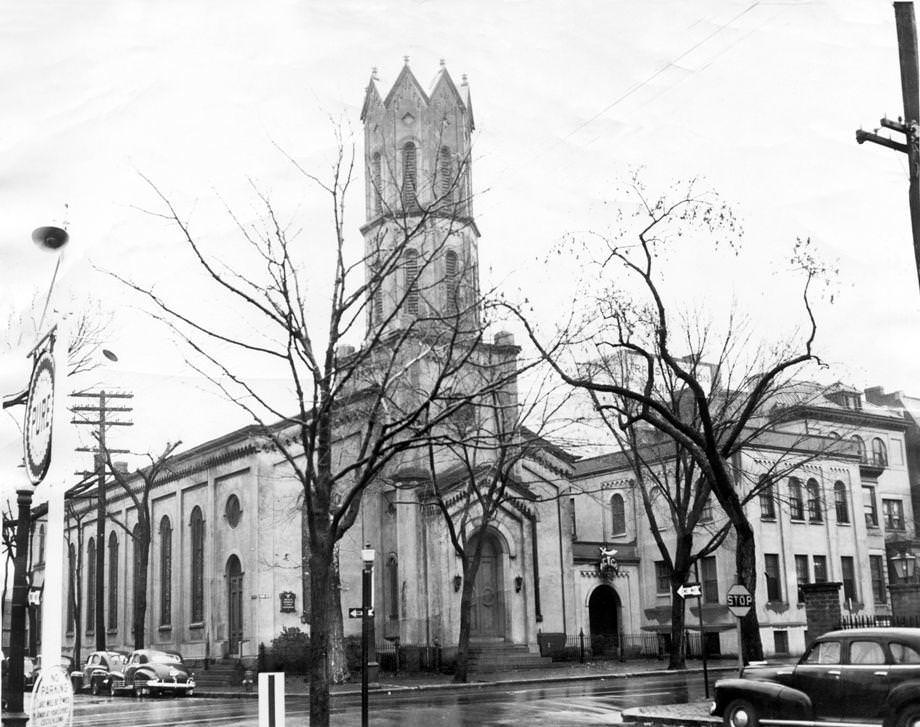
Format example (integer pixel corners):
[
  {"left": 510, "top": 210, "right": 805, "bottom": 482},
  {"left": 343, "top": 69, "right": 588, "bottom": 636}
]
[{"left": 403, "top": 55, "right": 410, "bottom": 65}]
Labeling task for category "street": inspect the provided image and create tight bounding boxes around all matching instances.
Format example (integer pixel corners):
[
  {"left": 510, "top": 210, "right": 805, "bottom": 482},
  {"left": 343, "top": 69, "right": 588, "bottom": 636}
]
[{"left": 62, "top": 672, "right": 706, "bottom": 726}]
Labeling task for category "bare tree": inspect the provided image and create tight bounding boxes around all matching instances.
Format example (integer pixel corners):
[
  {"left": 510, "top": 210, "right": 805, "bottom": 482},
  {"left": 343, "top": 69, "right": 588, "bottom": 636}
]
[
  {"left": 421, "top": 360, "right": 567, "bottom": 682},
  {"left": 97, "top": 440, "right": 182, "bottom": 649},
  {"left": 512, "top": 177, "right": 827, "bottom": 661},
  {"left": 107, "top": 134, "right": 519, "bottom": 725}
]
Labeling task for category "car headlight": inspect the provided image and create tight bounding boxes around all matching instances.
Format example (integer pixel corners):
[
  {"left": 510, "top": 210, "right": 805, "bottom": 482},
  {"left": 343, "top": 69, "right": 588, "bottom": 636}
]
[
  {"left": 710, "top": 701, "right": 717, "bottom": 715},
  {"left": 168, "top": 668, "right": 179, "bottom": 677}
]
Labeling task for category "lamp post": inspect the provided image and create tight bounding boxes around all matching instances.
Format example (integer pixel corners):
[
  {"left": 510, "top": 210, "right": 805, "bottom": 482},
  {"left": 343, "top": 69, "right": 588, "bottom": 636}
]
[{"left": 360, "top": 545, "right": 378, "bottom": 727}]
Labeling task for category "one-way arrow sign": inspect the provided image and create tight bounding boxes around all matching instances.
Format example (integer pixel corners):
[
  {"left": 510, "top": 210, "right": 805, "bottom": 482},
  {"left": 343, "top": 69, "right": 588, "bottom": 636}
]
[
  {"left": 348, "top": 607, "right": 374, "bottom": 618},
  {"left": 677, "top": 583, "right": 702, "bottom": 599}
]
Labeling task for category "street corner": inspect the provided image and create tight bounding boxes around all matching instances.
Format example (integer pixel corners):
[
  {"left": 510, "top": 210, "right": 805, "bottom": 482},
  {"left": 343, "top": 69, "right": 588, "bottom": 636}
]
[{"left": 621, "top": 700, "right": 720, "bottom": 727}]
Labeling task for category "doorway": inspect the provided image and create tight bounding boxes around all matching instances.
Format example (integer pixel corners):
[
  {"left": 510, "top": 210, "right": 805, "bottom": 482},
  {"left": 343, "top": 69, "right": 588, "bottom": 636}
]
[
  {"left": 469, "top": 530, "right": 505, "bottom": 639},
  {"left": 226, "top": 555, "right": 243, "bottom": 656},
  {"left": 588, "top": 584, "right": 621, "bottom": 656}
]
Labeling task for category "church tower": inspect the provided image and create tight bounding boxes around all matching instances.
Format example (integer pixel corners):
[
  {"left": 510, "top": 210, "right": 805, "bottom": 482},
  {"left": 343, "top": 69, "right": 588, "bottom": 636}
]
[{"left": 360, "top": 59, "right": 480, "bottom": 338}]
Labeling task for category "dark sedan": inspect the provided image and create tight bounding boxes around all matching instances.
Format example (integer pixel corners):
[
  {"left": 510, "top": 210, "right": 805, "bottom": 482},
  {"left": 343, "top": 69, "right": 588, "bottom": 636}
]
[
  {"left": 713, "top": 628, "right": 920, "bottom": 727},
  {"left": 72, "top": 651, "right": 129, "bottom": 695},
  {"left": 109, "top": 649, "right": 195, "bottom": 697}
]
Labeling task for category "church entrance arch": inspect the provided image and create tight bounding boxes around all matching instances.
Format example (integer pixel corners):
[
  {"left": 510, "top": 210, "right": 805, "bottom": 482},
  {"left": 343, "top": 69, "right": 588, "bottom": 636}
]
[
  {"left": 588, "top": 584, "right": 621, "bottom": 656},
  {"left": 226, "top": 555, "right": 244, "bottom": 656},
  {"left": 468, "top": 530, "right": 505, "bottom": 639}
]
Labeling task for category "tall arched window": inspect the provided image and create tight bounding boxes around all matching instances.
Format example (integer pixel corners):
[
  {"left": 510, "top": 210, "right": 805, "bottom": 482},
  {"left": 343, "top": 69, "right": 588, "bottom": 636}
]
[
  {"left": 387, "top": 554, "right": 399, "bottom": 621},
  {"left": 759, "top": 477, "right": 776, "bottom": 519},
  {"left": 67, "top": 543, "right": 76, "bottom": 634},
  {"left": 401, "top": 141, "right": 417, "bottom": 209},
  {"left": 834, "top": 481, "right": 849, "bottom": 523},
  {"left": 86, "top": 537, "right": 96, "bottom": 634},
  {"left": 610, "top": 493, "right": 626, "bottom": 536},
  {"left": 108, "top": 532, "right": 118, "bottom": 630},
  {"left": 438, "top": 145, "right": 453, "bottom": 202},
  {"left": 371, "top": 151, "right": 382, "bottom": 214},
  {"left": 38, "top": 525, "right": 45, "bottom": 564},
  {"left": 190, "top": 507, "right": 205, "bottom": 623},
  {"left": 159, "top": 516, "right": 172, "bottom": 627},
  {"left": 403, "top": 249, "right": 419, "bottom": 315},
  {"left": 852, "top": 435, "right": 867, "bottom": 464},
  {"left": 872, "top": 437, "right": 888, "bottom": 467},
  {"left": 806, "top": 479, "right": 822, "bottom": 522},
  {"left": 444, "top": 250, "right": 458, "bottom": 310},
  {"left": 788, "top": 477, "right": 804, "bottom": 520}
]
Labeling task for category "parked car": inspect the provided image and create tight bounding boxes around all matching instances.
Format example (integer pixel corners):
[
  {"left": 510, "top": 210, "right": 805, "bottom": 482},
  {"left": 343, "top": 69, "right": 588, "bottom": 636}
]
[
  {"left": 72, "top": 651, "right": 129, "bottom": 695},
  {"left": 109, "top": 649, "right": 195, "bottom": 697},
  {"left": 712, "top": 628, "right": 920, "bottom": 727}
]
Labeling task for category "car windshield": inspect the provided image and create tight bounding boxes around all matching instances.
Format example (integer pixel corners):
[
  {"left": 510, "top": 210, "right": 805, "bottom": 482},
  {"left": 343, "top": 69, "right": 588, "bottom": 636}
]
[
  {"left": 147, "top": 652, "right": 183, "bottom": 665},
  {"left": 108, "top": 653, "right": 127, "bottom": 666}
]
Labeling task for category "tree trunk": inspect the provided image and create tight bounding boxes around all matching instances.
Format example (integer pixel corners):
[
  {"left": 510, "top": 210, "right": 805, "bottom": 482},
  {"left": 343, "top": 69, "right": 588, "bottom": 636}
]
[
  {"left": 735, "top": 524, "right": 763, "bottom": 662},
  {"left": 668, "top": 581, "right": 688, "bottom": 669},
  {"left": 454, "top": 550, "right": 484, "bottom": 684},
  {"left": 134, "top": 529, "right": 150, "bottom": 650},
  {"left": 326, "top": 545, "right": 349, "bottom": 684},
  {"left": 308, "top": 539, "right": 333, "bottom": 727}
]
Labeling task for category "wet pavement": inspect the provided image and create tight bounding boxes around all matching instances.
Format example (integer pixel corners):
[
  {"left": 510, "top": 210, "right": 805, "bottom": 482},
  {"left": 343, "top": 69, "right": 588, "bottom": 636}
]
[{"left": 58, "top": 668, "right": 728, "bottom": 726}]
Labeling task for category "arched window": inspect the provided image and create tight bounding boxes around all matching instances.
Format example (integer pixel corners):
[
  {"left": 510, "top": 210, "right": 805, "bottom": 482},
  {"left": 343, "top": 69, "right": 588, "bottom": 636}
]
[
  {"left": 438, "top": 145, "right": 453, "bottom": 202},
  {"left": 159, "top": 516, "right": 172, "bottom": 627},
  {"left": 806, "top": 479, "right": 822, "bottom": 522},
  {"left": 834, "top": 481, "right": 849, "bottom": 523},
  {"left": 67, "top": 543, "right": 76, "bottom": 634},
  {"left": 190, "top": 507, "right": 205, "bottom": 623},
  {"left": 371, "top": 151, "right": 382, "bottom": 214},
  {"left": 852, "top": 435, "right": 867, "bottom": 464},
  {"left": 789, "top": 477, "right": 804, "bottom": 520},
  {"left": 759, "top": 477, "right": 776, "bottom": 519},
  {"left": 610, "top": 493, "right": 626, "bottom": 536},
  {"left": 403, "top": 249, "right": 419, "bottom": 315},
  {"left": 387, "top": 554, "right": 399, "bottom": 620},
  {"left": 401, "top": 141, "right": 417, "bottom": 210},
  {"left": 86, "top": 537, "right": 96, "bottom": 634},
  {"left": 108, "top": 532, "right": 118, "bottom": 630},
  {"left": 444, "top": 250, "right": 458, "bottom": 310},
  {"left": 38, "top": 525, "right": 45, "bottom": 564},
  {"left": 872, "top": 438, "right": 888, "bottom": 467}
]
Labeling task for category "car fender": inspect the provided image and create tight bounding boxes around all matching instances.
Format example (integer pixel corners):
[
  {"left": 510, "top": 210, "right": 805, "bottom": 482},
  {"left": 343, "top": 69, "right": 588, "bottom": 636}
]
[
  {"left": 714, "top": 678, "right": 812, "bottom": 720},
  {"left": 884, "top": 680, "right": 920, "bottom": 724}
]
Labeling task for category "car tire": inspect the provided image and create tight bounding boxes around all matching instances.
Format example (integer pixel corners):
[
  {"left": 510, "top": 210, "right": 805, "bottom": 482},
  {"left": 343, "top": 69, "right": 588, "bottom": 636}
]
[
  {"left": 133, "top": 675, "right": 147, "bottom": 698},
  {"left": 896, "top": 703, "right": 920, "bottom": 727},
  {"left": 91, "top": 678, "right": 100, "bottom": 696},
  {"left": 108, "top": 680, "right": 117, "bottom": 697},
  {"left": 724, "top": 699, "right": 759, "bottom": 727}
]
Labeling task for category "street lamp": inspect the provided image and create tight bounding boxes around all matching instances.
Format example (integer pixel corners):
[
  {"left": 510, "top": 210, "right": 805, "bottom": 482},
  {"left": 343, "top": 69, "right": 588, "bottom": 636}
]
[{"left": 361, "top": 545, "right": 377, "bottom": 727}]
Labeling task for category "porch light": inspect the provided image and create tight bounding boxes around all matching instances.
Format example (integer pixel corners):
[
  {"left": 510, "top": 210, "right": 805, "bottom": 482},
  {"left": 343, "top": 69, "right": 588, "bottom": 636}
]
[{"left": 890, "top": 550, "right": 917, "bottom": 581}]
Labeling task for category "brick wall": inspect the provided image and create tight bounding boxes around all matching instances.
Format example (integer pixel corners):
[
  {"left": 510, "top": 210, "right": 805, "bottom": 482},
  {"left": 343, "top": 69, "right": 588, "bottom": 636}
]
[
  {"left": 802, "top": 582, "right": 842, "bottom": 644},
  {"left": 889, "top": 583, "right": 920, "bottom": 618}
]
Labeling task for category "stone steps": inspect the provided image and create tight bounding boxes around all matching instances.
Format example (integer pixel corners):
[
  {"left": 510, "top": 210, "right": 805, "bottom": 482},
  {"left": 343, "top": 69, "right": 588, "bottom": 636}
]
[{"left": 466, "top": 642, "right": 554, "bottom": 672}]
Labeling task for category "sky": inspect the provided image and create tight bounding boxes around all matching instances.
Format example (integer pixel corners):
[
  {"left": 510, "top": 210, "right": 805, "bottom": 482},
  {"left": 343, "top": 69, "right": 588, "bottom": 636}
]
[{"left": 2, "top": 0, "right": 919, "bottom": 493}]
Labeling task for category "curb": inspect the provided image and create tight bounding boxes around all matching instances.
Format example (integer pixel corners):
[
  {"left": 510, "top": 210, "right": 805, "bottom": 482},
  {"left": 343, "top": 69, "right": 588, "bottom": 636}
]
[
  {"left": 621, "top": 705, "right": 720, "bottom": 726},
  {"left": 192, "top": 664, "right": 738, "bottom": 700}
]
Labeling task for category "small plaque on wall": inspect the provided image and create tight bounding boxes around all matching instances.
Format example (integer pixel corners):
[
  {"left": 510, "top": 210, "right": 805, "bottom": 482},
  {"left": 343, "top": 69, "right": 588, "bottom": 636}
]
[{"left": 279, "top": 591, "right": 296, "bottom": 613}]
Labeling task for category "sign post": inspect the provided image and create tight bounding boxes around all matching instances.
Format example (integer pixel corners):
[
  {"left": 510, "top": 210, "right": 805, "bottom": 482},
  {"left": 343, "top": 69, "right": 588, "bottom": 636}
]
[
  {"left": 679, "top": 564, "right": 708, "bottom": 699},
  {"left": 258, "top": 672, "right": 285, "bottom": 727},
  {"left": 726, "top": 583, "right": 754, "bottom": 675}
]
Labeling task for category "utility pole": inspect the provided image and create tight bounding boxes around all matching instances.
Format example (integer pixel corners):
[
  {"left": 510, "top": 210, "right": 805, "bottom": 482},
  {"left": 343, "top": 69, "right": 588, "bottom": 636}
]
[
  {"left": 71, "top": 389, "right": 132, "bottom": 649},
  {"left": 856, "top": 2, "right": 920, "bottom": 291}
]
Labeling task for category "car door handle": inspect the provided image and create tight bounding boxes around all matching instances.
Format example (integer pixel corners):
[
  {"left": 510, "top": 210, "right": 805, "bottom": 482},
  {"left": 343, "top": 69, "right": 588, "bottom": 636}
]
[
  {"left": 874, "top": 671, "right": 887, "bottom": 676},
  {"left": 828, "top": 670, "right": 841, "bottom": 676}
]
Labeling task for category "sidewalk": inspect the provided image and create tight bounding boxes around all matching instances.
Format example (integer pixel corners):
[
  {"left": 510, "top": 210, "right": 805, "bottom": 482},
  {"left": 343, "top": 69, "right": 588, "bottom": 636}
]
[{"left": 196, "top": 658, "right": 739, "bottom": 699}]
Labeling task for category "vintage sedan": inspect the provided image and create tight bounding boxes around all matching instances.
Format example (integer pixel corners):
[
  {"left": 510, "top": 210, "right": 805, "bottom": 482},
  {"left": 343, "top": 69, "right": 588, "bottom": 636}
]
[
  {"left": 72, "top": 651, "right": 129, "bottom": 695},
  {"left": 712, "top": 628, "right": 920, "bottom": 727},
  {"left": 109, "top": 649, "right": 195, "bottom": 697}
]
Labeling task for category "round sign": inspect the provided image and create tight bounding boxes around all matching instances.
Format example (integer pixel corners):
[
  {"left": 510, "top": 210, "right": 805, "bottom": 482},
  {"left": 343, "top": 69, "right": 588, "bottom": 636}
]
[
  {"left": 29, "top": 665, "right": 74, "bottom": 727},
  {"left": 726, "top": 583, "right": 754, "bottom": 618},
  {"left": 24, "top": 350, "right": 55, "bottom": 485}
]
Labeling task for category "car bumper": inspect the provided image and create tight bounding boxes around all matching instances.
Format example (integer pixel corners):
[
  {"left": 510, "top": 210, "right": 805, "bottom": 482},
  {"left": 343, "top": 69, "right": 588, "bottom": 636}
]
[{"left": 145, "top": 679, "right": 195, "bottom": 691}]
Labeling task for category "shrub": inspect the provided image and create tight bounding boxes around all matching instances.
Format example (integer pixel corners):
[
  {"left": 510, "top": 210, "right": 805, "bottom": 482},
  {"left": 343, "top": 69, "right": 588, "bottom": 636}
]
[{"left": 270, "top": 627, "right": 311, "bottom": 673}]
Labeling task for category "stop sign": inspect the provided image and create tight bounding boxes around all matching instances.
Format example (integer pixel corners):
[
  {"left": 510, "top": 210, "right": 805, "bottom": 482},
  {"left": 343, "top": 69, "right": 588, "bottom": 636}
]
[{"left": 726, "top": 583, "right": 753, "bottom": 617}]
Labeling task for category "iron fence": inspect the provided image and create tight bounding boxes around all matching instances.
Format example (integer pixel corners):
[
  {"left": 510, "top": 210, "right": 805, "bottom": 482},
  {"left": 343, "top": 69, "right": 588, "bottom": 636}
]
[
  {"left": 836, "top": 614, "right": 920, "bottom": 629},
  {"left": 541, "top": 629, "right": 706, "bottom": 662}
]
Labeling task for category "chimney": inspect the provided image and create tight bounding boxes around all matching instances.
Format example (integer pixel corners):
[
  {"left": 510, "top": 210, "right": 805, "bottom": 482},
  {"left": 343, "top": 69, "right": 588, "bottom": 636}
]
[{"left": 493, "top": 331, "right": 515, "bottom": 347}]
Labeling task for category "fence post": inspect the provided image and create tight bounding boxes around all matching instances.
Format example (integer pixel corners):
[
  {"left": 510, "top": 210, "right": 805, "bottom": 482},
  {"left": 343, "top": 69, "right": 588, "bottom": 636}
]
[
  {"left": 579, "top": 628, "right": 585, "bottom": 663},
  {"left": 618, "top": 630, "right": 625, "bottom": 662},
  {"left": 394, "top": 637, "right": 400, "bottom": 675}
]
